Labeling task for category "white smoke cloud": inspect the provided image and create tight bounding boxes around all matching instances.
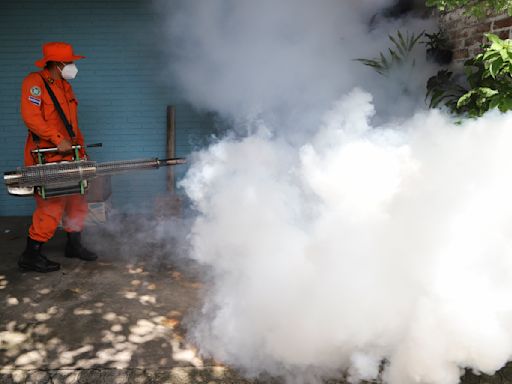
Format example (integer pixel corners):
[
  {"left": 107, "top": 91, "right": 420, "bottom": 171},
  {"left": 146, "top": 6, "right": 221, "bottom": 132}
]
[
  {"left": 155, "top": 1, "right": 512, "bottom": 383},
  {"left": 158, "top": 0, "right": 435, "bottom": 134},
  {"left": 182, "top": 92, "right": 512, "bottom": 384}
]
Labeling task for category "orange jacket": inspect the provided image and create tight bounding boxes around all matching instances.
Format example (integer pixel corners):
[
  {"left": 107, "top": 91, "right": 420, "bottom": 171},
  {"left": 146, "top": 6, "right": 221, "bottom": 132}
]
[{"left": 21, "top": 69, "right": 85, "bottom": 166}]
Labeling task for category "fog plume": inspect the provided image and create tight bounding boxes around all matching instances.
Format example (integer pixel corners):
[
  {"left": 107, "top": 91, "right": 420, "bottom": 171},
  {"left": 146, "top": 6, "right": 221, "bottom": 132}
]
[
  {"left": 157, "top": 1, "right": 512, "bottom": 384},
  {"left": 159, "top": 0, "right": 434, "bottom": 133}
]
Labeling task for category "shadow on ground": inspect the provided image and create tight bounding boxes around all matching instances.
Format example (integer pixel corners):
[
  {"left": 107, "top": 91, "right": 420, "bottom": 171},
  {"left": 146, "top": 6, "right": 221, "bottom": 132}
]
[{"left": 0, "top": 216, "right": 254, "bottom": 383}]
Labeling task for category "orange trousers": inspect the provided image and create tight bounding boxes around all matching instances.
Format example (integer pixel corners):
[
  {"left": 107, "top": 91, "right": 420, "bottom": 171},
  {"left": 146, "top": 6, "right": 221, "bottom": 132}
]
[{"left": 29, "top": 194, "right": 88, "bottom": 242}]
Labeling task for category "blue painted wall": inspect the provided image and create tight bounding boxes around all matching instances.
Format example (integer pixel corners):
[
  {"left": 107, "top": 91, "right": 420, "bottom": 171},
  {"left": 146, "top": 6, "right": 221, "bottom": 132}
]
[{"left": 0, "top": 0, "right": 215, "bottom": 215}]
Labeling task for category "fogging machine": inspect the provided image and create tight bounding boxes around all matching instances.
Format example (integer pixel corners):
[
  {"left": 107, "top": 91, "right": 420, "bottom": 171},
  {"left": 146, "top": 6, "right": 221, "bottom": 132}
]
[{"left": 4, "top": 143, "right": 186, "bottom": 198}]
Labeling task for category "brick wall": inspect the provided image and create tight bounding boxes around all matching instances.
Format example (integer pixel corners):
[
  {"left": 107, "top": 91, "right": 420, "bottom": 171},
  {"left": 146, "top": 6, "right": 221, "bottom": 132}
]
[
  {"left": 0, "top": 0, "right": 216, "bottom": 216},
  {"left": 440, "top": 9, "right": 512, "bottom": 62}
]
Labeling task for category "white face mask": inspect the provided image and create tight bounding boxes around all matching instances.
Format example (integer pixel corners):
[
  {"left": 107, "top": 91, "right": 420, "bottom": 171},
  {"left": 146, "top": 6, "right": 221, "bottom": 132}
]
[{"left": 59, "top": 63, "right": 78, "bottom": 80}]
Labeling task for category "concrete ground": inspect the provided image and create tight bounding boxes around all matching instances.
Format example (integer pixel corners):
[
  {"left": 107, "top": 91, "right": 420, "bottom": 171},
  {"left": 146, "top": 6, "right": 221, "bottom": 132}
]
[
  {"left": 0, "top": 216, "right": 255, "bottom": 384},
  {"left": 2, "top": 216, "right": 512, "bottom": 384}
]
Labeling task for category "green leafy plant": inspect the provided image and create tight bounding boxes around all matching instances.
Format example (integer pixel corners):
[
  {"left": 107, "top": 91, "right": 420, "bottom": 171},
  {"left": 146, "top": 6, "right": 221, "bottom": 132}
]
[
  {"left": 423, "top": 30, "right": 453, "bottom": 64},
  {"left": 426, "top": 70, "right": 467, "bottom": 110},
  {"left": 423, "top": 30, "right": 452, "bottom": 51},
  {"left": 427, "top": 33, "right": 512, "bottom": 116},
  {"left": 458, "top": 33, "right": 512, "bottom": 115},
  {"left": 426, "top": 0, "right": 512, "bottom": 18},
  {"left": 356, "top": 30, "right": 424, "bottom": 76}
]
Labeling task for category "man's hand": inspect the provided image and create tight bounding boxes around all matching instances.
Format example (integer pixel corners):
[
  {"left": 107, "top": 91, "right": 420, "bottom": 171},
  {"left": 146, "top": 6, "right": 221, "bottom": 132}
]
[{"left": 57, "top": 139, "right": 73, "bottom": 154}]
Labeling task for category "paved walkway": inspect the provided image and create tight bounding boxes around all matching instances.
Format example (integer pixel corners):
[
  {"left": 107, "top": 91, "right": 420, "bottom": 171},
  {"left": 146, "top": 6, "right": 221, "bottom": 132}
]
[
  {"left": 0, "top": 216, "right": 254, "bottom": 383},
  {"left": 1, "top": 216, "right": 512, "bottom": 384}
]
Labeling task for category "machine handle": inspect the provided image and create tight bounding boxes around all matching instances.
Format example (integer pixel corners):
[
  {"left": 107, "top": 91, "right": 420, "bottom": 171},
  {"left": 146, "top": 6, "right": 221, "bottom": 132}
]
[
  {"left": 31, "top": 143, "right": 103, "bottom": 154},
  {"left": 85, "top": 143, "right": 102, "bottom": 149},
  {"left": 157, "top": 158, "right": 187, "bottom": 167}
]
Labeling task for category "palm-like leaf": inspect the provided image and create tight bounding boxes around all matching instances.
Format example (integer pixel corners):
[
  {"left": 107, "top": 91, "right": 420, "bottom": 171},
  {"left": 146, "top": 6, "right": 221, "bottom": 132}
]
[{"left": 356, "top": 30, "right": 424, "bottom": 76}]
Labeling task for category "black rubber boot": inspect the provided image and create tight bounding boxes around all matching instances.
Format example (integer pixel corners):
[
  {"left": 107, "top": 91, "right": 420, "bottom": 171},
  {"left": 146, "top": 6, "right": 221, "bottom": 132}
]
[
  {"left": 18, "top": 237, "right": 60, "bottom": 273},
  {"left": 65, "top": 232, "right": 97, "bottom": 261}
]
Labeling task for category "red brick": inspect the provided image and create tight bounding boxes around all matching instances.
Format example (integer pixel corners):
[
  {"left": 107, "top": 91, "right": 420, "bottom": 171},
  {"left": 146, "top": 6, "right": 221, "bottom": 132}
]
[
  {"left": 454, "top": 29, "right": 469, "bottom": 39},
  {"left": 453, "top": 39, "right": 465, "bottom": 49},
  {"left": 453, "top": 48, "right": 469, "bottom": 60},
  {"left": 494, "top": 16, "right": 512, "bottom": 29},
  {"left": 464, "top": 33, "right": 484, "bottom": 47},
  {"left": 475, "top": 22, "right": 492, "bottom": 33},
  {"left": 464, "top": 23, "right": 491, "bottom": 38},
  {"left": 496, "top": 29, "right": 511, "bottom": 39},
  {"left": 450, "top": 20, "right": 472, "bottom": 31}
]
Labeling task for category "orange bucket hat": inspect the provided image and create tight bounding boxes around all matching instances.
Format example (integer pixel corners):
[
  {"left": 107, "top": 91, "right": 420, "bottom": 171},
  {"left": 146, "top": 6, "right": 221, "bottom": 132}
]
[{"left": 35, "top": 42, "right": 85, "bottom": 68}]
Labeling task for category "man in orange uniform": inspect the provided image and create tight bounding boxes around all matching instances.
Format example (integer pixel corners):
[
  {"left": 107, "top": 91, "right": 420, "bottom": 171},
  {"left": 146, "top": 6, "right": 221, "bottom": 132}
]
[{"left": 19, "top": 42, "right": 97, "bottom": 273}]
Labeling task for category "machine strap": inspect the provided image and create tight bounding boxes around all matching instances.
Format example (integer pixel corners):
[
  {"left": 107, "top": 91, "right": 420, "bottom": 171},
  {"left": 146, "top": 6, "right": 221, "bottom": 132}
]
[{"left": 37, "top": 74, "right": 76, "bottom": 140}]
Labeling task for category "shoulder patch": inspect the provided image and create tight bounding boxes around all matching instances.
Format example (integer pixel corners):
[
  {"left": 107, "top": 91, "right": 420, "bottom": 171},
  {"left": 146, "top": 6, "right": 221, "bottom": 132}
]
[
  {"left": 30, "top": 86, "right": 42, "bottom": 96},
  {"left": 28, "top": 96, "right": 41, "bottom": 107}
]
